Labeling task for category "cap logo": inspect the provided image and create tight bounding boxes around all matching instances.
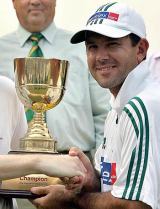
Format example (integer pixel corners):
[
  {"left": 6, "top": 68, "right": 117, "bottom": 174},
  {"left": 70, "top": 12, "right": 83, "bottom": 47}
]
[
  {"left": 87, "top": 11, "right": 119, "bottom": 25},
  {"left": 87, "top": 2, "right": 119, "bottom": 26}
]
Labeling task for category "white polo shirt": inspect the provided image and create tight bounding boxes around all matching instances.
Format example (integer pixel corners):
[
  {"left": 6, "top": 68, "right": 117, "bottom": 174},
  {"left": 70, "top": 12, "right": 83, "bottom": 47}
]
[
  {"left": 0, "top": 76, "right": 27, "bottom": 209},
  {"left": 0, "top": 76, "right": 27, "bottom": 153},
  {"left": 0, "top": 76, "right": 27, "bottom": 154},
  {"left": 95, "top": 61, "right": 160, "bottom": 209}
]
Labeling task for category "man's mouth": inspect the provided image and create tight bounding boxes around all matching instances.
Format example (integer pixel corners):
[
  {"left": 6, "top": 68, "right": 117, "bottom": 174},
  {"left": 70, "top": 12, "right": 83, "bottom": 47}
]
[
  {"left": 96, "top": 65, "right": 116, "bottom": 71},
  {"left": 29, "top": 8, "right": 43, "bottom": 13}
]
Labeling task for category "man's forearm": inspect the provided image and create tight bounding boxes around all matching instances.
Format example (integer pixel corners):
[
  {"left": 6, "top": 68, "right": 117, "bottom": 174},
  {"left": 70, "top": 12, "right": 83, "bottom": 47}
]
[
  {"left": 0, "top": 154, "right": 85, "bottom": 180},
  {"left": 74, "top": 191, "right": 151, "bottom": 209},
  {"left": 0, "top": 154, "right": 38, "bottom": 179}
]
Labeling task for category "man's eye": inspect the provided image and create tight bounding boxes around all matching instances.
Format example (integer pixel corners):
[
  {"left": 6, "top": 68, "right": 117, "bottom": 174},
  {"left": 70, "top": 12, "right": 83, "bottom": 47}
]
[
  {"left": 88, "top": 45, "right": 97, "bottom": 50},
  {"left": 108, "top": 42, "right": 118, "bottom": 47}
]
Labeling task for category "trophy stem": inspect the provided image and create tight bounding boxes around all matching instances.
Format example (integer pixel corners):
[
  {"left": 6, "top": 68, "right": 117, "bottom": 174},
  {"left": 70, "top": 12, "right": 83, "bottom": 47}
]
[
  {"left": 34, "top": 111, "right": 45, "bottom": 124},
  {"left": 20, "top": 112, "right": 57, "bottom": 153}
]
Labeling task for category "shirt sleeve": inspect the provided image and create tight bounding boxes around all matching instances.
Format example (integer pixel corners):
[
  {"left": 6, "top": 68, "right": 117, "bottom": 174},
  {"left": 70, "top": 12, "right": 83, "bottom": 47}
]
[
  {"left": 147, "top": 52, "right": 160, "bottom": 82},
  {"left": 9, "top": 84, "right": 28, "bottom": 151},
  {"left": 11, "top": 101, "right": 27, "bottom": 150},
  {"left": 111, "top": 97, "right": 155, "bottom": 208}
]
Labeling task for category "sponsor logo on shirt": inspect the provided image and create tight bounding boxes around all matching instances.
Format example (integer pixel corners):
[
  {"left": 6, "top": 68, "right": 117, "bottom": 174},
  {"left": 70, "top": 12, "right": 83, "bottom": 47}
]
[{"left": 100, "top": 157, "right": 117, "bottom": 185}]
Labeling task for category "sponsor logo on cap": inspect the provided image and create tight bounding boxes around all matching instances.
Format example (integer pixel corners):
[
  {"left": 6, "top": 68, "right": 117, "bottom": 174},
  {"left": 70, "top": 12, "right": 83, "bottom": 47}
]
[{"left": 87, "top": 11, "right": 119, "bottom": 25}]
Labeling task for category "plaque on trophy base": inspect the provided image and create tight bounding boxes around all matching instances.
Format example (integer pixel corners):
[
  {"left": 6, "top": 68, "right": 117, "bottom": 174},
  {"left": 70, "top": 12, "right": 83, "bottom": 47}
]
[{"left": 0, "top": 173, "right": 62, "bottom": 198}]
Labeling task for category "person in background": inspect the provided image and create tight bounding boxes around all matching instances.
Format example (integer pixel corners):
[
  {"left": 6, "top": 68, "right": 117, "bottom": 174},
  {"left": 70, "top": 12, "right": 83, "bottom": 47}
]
[
  {"left": 0, "top": 0, "right": 110, "bottom": 158},
  {"left": 0, "top": 75, "right": 26, "bottom": 209},
  {"left": 30, "top": 2, "right": 160, "bottom": 209},
  {"left": 147, "top": 52, "right": 160, "bottom": 81},
  {"left": 0, "top": 76, "right": 27, "bottom": 154}
]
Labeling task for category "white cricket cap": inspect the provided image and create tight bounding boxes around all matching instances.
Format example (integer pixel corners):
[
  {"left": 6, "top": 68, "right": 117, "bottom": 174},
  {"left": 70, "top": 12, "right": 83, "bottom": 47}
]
[{"left": 71, "top": 2, "right": 146, "bottom": 44}]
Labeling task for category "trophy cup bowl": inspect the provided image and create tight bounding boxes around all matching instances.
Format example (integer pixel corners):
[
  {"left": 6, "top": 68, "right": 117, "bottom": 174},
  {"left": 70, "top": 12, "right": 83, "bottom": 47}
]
[{"left": 0, "top": 57, "right": 69, "bottom": 198}]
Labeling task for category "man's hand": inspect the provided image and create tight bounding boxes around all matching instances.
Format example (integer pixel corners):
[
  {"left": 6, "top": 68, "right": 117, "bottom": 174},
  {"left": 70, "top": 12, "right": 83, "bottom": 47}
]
[
  {"left": 30, "top": 185, "right": 76, "bottom": 209},
  {"left": 36, "top": 154, "right": 87, "bottom": 178},
  {"left": 69, "top": 147, "right": 100, "bottom": 192}
]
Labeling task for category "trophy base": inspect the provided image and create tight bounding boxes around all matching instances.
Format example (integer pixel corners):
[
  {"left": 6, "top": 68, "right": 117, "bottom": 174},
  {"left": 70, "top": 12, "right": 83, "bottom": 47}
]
[
  {"left": 0, "top": 174, "right": 62, "bottom": 198},
  {"left": 9, "top": 150, "right": 58, "bottom": 154},
  {"left": 0, "top": 189, "right": 44, "bottom": 199}
]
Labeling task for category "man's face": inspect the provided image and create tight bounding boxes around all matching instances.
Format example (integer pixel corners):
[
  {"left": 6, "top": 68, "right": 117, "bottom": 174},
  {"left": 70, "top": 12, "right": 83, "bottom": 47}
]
[
  {"left": 85, "top": 33, "right": 147, "bottom": 97},
  {"left": 12, "top": 0, "right": 56, "bottom": 32}
]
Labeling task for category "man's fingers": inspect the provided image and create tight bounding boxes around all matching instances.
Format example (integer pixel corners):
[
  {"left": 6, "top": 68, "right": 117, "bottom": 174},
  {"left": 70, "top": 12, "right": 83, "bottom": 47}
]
[
  {"left": 70, "top": 175, "right": 84, "bottom": 184},
  {"left": 69, "top": 147, "right": 93, "bottom": 173},
  {"left": 31, "top": 186, "right": 50, "bottom": 195},
  {"left": 69, "top": 147, "right": 88, "bottom": 164},
  {"left": 69, "top": 147, "right": 80, "bottom": 156}
]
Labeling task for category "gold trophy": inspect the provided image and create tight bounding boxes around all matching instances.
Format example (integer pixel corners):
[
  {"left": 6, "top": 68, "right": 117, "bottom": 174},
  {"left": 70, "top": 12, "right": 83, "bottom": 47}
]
[{"left": 0, "top": 57, "right": 69, "bottom": 198}]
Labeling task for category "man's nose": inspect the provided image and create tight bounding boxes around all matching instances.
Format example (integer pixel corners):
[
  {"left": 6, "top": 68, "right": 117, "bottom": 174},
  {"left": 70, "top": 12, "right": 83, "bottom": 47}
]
[
  {"left": 30, "top": 0, "right": 41, "bottom": 5},
  {"left": 96, "top": 48, "right": 109, "bottom": 61}
]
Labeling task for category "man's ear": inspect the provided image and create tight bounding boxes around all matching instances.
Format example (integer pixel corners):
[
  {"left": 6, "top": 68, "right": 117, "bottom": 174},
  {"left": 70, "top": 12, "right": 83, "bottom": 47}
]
[{"left": 137, "top": 39, "right": 149, "bottom": 63}]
